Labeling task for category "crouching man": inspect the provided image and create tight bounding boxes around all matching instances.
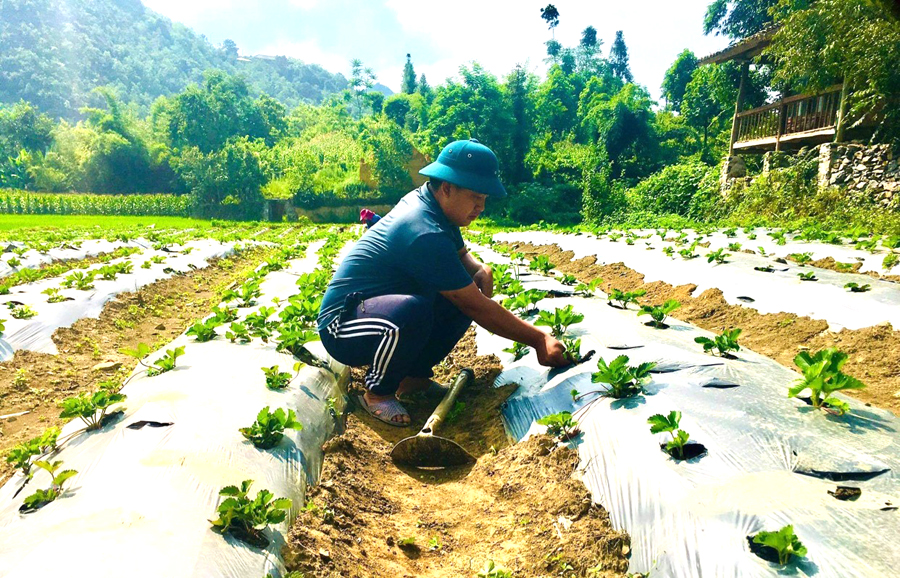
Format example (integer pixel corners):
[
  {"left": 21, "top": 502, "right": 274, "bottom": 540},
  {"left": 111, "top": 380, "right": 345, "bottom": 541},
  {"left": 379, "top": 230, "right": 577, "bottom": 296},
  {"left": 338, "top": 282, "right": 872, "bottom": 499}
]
[{"left": 317, "top": 139, "right": 570, "bottom": 426}]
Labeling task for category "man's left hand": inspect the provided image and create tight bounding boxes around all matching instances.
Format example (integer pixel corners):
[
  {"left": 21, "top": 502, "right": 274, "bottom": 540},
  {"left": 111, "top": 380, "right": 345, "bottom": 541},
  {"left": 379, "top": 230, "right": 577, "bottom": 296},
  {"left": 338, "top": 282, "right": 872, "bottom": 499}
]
[{"left": 472, "top": 264, "right": 493, "bottom": 298}]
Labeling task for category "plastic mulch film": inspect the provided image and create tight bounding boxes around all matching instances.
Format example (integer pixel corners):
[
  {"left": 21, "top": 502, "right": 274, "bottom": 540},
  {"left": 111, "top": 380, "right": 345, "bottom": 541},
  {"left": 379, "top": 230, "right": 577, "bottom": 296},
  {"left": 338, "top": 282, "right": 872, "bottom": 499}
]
[
  {"left": 493, "top": 230, "right": 900, "bottom": 331},
  {"left": 473, "top": 245, "right": 900, "bottom": 578},
  {"left": 0, "top": 239, "right": 147, "bottom": 280},
  {"left": 0, "top": 245, "right": 349, "bottom": 578},
  {"left": 0, "top": 239, "right": 238, "bottom": 361}
]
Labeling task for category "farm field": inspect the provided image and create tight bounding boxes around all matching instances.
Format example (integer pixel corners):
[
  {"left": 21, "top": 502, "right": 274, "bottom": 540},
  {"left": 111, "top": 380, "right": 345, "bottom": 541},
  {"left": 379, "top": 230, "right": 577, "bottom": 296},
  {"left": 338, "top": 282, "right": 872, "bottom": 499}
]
[{"left": 0, "top": 218, "right": 897, "bottom": 578}]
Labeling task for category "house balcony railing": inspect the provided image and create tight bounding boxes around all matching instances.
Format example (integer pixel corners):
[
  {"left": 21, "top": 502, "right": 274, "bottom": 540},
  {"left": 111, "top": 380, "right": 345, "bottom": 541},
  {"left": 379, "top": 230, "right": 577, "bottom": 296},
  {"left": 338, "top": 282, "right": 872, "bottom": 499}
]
[{"left": 733, "top": 85, "right": 843, "bottom": 151}]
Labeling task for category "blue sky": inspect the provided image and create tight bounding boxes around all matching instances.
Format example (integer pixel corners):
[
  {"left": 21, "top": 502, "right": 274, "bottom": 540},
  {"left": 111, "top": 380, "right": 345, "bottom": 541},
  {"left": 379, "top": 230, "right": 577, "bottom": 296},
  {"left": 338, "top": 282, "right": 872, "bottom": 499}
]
[{"left": 141, "top": 0, "right": 732, "bottom": 102}]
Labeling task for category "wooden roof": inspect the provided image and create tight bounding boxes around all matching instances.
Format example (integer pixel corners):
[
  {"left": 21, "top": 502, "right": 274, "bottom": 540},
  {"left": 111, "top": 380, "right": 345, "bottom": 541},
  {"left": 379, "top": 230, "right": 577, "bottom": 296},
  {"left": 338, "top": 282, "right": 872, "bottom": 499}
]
[{"left": 698, "top": 25, "right": 779, "bottom": 66}]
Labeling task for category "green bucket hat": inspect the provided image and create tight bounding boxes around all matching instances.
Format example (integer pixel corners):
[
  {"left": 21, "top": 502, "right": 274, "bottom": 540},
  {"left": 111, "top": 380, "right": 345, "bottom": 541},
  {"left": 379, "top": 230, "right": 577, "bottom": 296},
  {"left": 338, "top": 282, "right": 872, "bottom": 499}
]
[{"left": 419, "top": 139, "right": 507, "bottom": 198}]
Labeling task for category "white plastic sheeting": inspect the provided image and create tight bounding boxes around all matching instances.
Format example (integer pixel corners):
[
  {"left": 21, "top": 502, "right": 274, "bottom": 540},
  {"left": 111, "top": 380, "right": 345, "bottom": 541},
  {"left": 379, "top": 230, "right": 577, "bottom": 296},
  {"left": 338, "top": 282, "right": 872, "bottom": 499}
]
[
  {"left": 0, "top": 243, "right": 349, "bottom": 578},
  {"left": 0, "top": 240, "right": 237, "bottom": 361},
  {"left": 0, "top": 239, "right": 146, "bottom": 280},
  {"left": 494, "top": 230, "right": 900, "bottom": 331},
  {"left": 472, "top": 244, "right": 900, "bottom": 578}
]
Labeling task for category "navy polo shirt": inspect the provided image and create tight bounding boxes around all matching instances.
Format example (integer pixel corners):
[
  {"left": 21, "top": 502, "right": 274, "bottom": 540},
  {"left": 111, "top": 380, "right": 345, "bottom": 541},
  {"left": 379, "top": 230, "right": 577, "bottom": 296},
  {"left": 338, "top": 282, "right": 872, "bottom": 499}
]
[{"left": 317, "top": 184, "right": 474, "bottom": 331}]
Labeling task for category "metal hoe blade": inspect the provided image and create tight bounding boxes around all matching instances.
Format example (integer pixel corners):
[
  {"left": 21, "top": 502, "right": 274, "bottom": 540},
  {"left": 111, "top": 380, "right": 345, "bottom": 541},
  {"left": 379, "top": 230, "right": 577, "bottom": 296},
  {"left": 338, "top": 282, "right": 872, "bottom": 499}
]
[{"left": 390, "top": 369, "right": 476, "bottom": 468}]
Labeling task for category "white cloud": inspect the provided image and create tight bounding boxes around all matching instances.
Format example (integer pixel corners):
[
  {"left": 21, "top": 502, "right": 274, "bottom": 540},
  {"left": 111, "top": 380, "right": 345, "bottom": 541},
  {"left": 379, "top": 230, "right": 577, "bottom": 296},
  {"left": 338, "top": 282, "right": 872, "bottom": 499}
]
[{"left": 287, "top": 0, "right": 321, "bottom": 9}]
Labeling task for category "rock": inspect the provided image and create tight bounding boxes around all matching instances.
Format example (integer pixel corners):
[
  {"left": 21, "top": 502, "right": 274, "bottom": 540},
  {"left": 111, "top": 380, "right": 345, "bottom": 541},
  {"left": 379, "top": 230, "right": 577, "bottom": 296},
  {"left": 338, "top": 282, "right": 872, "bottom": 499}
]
[
  {"left": 92, "top": 361, "right": 122, "bottom": 372},
  {"left": 155, "top": 324, "right": 166, "bottom": 330},
  {"left": 318, "top": 548, "right": 331, "bottom": 560}
]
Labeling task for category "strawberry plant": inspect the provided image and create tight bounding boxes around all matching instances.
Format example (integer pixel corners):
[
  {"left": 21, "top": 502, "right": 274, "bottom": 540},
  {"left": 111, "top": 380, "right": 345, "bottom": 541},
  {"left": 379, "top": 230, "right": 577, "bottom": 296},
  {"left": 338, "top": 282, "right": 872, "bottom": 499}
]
[
  {"left": 502, "top": 289, "right": 546, "bottom": 317},
  {"left": 209, "top": 479, "right": 292, "bottom": 548},
  {"left": 798, "top": 271, "right": 818, "bottom": 281},
  {"left": 789, "top": 348, "right": 866, "bottom": 415},
  {"left": 727, "top": 242, "right": 742, "bottom": 252},
  {"left": 5, "top": 427, "right": 61, "bottom": 479},
  {"left": 638, "top": 299, "right": 680, "bottom": 329},
  {"left": 695, "top": 328, "right": 741, "bottom": 357},
  {"left": 280, "top": 294, "right": 322, "bottom": 327},
  {"left": 275, "top": 325, "right": 320, "bottom": 358},
  {"left": 61, "top": 270, "right": 95, "bottom": 290},
  {"left": 750, "top": 525, "right": 807, "bottom": 566},
  {"left": 607, "top": 288, "right": 646, "bottom": 309},
  {"left": 535, "top": 304, "right": 584, "bottom": 338},
  {"left": 679, "top": 247, "right": 698, "bottom": 259},
  {"left": 529, "top": 255, "right": 554, "bottom": 274},
  {"left": 96, "top": 264, "right": 120, "bottom": 280},
  {"left": 211, "top": 305, "right": 239, "bottom": 323},
  {"left": 223, "top": 281, "right": 261, "bottom": 308},
  {"left": 844, "top": 282, "right": 870, "bottom": 292},
  {"left": 59, "top": 383, "right": 126, "bottom": 431},
  {"left": 477, "top": 561, "right": 512, "bottom": 578},
  {"left": 707, "top": 248, "right": 730, "bottom": 264},
  {"left": 882, "top": 253, "right": 898, "bottom": 270},
  {"left": 42, "top": 287, "right": 69, "bottom": 303},
  {"left": 20, "top": 460, "right": 78, "bottom": 512},
  {"left": 503, "top": 279, "right": 525, "bottom": 296},
  {"left": 9, "top": 303, "right": 37, "bottom": 319},
  {"left": 574, "top": 278, "right": 602, "bottom": 297},
  {"left": 561, "top": 336, "right": 582, "bottom": 363},
  {"left": 757, "top": 246, "right": 769, "bottom": 256},
  {"left": 558, "top": 273, "right": 577, "bottom": 285},
  {"left": 0, "top": 317, "right": 5, "bottom": 334},
  {"left": 647, "top": 410, "right": 690, "bottom": 459},
  {"left": 187, "top": 318, "right": 220, "bottom": 342},
  {"left": 608, "top": 232, "right": 623, "bottom": 242},
  {"left": 754, "top": 265, "right": 774, "bottom": 273},
  {"left": 537, "top": 411, "right": 580, "bottom": 441},
  {"left": 226, "top": 322, "right": 252, "bottom": 343},
  {"left": 585, "top": 355, "right": 656, "bottom": 399},
  {"left": 150, "top": 346, "right": 184, "bottom": 375},
  {"left": 723, "top": 227, "right": 737, "bottom": 238},
  {"left": 502, "top": 341, "right": 530, "bottom": 361},
  {"left": 7, "top": 256, "right": 21, "bottom": 268},
  {"left": 141, "top": 260, "right": 152, "bottom": 269},
  {"left": 662, "top": 246, "right": 675, "bottom": 257},
  {"left": 768, "top": 230, "right": 787, "bottom": 245},
  {"left": 116, "top": 260, "right": 134, "bottom": 275},
  {"left": 789, "top": 252, "right": 812, "bottom": 265},
  {"left": 149, "top": 255, "right": 166, "bottom": 264},
  {"left": 835, "top": 261, "right": 855, "bottom": 272},
  {"left": 262, "top": 365, "right": 292, "bottom": 390},
  {"left": 239, "top": 406, "right": 303, "bottom": 449}
]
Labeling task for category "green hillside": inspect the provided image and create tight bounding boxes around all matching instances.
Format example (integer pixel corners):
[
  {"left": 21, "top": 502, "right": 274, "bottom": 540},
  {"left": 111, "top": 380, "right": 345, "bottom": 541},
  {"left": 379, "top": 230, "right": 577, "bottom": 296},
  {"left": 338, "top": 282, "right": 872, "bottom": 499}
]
[{"left": 0, "top": 0, "right": 349, "bottom": 119}]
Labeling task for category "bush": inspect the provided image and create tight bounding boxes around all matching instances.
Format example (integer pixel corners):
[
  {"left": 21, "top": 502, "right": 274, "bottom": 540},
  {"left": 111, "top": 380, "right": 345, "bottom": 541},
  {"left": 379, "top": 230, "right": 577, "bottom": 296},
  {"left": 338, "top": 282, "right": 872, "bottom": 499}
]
[
  {"left": 626, "top": 161, "right": 716, "bottom": 216},
  {"left": 499, "top": 182, "right": 582, "bottom": 225}
]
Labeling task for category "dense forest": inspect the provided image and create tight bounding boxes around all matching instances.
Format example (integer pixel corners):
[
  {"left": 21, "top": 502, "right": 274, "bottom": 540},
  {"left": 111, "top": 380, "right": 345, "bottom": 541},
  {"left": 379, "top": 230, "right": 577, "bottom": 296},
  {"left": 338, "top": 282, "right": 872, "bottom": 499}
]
[
  {"left": 0, "top": 0, "right": 350, "bottom": 119},
  {"left": 0, "top": 0, "right": 898, "bottom": 227}
]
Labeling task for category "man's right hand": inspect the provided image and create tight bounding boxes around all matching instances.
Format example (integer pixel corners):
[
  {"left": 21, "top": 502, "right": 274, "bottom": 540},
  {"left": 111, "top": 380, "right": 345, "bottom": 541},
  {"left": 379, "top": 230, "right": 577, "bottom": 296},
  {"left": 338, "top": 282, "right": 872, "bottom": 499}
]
[{"left": 535, "top": 333, "right": 571, "bottom": 367}]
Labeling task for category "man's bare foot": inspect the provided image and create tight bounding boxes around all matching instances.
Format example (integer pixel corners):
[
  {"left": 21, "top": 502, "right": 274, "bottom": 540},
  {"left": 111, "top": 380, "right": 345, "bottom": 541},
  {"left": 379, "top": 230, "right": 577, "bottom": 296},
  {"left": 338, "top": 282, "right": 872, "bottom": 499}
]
[{"left": 362, "top": 391, "right": 411, "bottom": 425}]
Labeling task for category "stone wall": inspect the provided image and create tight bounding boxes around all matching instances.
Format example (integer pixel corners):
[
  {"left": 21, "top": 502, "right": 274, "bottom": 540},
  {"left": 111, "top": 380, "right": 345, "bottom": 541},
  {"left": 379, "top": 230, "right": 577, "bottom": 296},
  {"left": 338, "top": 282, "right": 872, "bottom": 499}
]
[{"left": 818, "top": 143, "right": 899, "bottom": 208}]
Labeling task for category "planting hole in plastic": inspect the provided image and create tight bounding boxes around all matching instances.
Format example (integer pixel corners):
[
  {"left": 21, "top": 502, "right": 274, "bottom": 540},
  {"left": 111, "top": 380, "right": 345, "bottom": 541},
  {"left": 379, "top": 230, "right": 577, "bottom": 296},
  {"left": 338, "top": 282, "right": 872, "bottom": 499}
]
[
  {"left": 796, "top": 467, "right": 889, "bottom": 482},
  {"left": 126, "top": 420, "right": 174, "bottom": 430},
  {"left": 660, "top": 442, "right": 707, "bottom": 461},
  {"left": 737, "top": 296, "right": 755, "bottom": 303},
  {"left": 701, "top": 378, "right": 741, "bottom": 389}
]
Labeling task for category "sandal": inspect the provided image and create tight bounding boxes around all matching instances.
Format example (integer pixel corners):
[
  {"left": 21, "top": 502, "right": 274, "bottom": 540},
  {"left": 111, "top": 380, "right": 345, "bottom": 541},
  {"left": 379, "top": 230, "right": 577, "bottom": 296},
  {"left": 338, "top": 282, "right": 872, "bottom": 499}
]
[{"left": 357, "top": 394, "right": 411, "bottom": 427}]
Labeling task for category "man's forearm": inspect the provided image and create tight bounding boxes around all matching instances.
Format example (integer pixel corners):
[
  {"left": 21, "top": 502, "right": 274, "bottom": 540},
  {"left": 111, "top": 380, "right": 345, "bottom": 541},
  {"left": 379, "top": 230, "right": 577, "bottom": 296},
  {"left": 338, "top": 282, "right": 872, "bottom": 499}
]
[{"left": 459, "top": 293, "right": 546, "bottom": 347}]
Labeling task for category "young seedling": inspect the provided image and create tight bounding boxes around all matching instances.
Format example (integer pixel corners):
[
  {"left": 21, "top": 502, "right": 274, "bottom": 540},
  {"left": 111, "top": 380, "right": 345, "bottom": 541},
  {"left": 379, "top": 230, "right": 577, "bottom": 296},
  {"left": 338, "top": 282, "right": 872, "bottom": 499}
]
[
  {"left": 96, "top": 264, "right": 119, "bottom": 280},
  {"left": 536, "top": 411, "right": 580, "bottom": 441},
  {"left": 0, "top": 317, "right": 5, "bottom": 335},
  {"left": 61, "top": 270, "right": 95, "bottom": 290},
  {"left": 427, "top": 536, "right": 442, "bottom": 551},
  {"left": 586, "top": 355, "right": 656, "bottom": 399},
  {"left": 574, "top": 278, "right": 602, "bottom": 297},
  {"left": 535, "top": 304, "right": 584, "bottom": 338},
  {"left": 209, "top": 479, "right": 292, "bottom": 548},
  {"left": 262, "top": 365, "right": 292, "bottom": 390},
  {"left": 141, "top": 261, "right": 152, "bottom": 269},
  {"left": 789, "top": 252, "right": 813, "bottom": 266},
  {"left": 20, "top": 460, "right": 78, "bottom": 512},
  {"left": 223, "top": 281, "right": 262, "bottom": 308},
  {"left": 239, "top": 407, "right": 303, "bottom": 449},
  {"left": 638, "top": 299, "right": 681, "bottom": 329},
  {"left": 58, "top": 383, "right": 126, "bottom": 431},
  {"left": 662, "top": 246, "right": 675, "bottom": 257},
  {"left": 504, "top": 279, "right": 525, "bottom": 297},
  {"left": 561, "top": 336, "right": 583, "bottom": 363},
  {"left": 768, "top": 230, "right": 787, "bottom": 245},
  {"left": 835, "top": 261, "right": 855, "bottom": 272},
  {"left": 750, "top": 525, "right": 807, "bottom": 566},
  {"left": 42, "top": 287, "right": 69, "bottom": 303},
  {"left": 5, "top": 427, "right": 61, "bottom": 479},
  {"left": 882, "top": 253, "right": 899, "bottom": 271},
  {"left": 607, "top": 288, "right": 646, "bottom": 309},
  {"left": 679, "top": 247, "right": 698, "bottom": 260},
  {"left": 844, "top": 282, "right": 871, "bottom": 293},
  {"left": 211, "top": 305, "right": 239, "bottom": 323},
  {"left": 558, "top": 273, "right": 577, "bottom": 286},
  {"left": 798, "top": 271, "right": 818, "bottom": 281},
  {"left": 502, "top": 341, "right": 530, "bottom": 361},
  {"left": 226, "top": 322, "right": 252, "bottom": 343},
  {"left": 149, "top": 255, "right": 166, "bottom": 264},
  {"left": 707, "top": 248, "right": 730, "bottom": 264},
  {"left": 477, "top": 561, "right": 513, "bottom": 578},
  {"left": 187, "top": 318, "right": 220, "bottom": 342},
  {"left": 727, "top": 242, "right": 742, "bottom": 252},
  {"left": 754, "top": 265, "right": 775, "bottom": 273},
  {"left": 723, "top": 227, "right": 737, "bottom": 238},
  {"left": 8, "top": 304, "right": 37, "bottom": 319},
  {"left": 275, "top": 325, "right": 320, "bottom": 359},
  {"left": 694, "top": 328, "right": 741, "bottom": 358},
  {"left": 757, "top": 246, "right": 769, "bottom": 257},
  {"left": 647, "top": 410, "right": 691, "bottom": 459},
  {"left": 789, "top": 348, "right": 866, "bottom": 415},
  {"left": 116, "top": 261, "right": 134, "bottom": 275},
  {"left": 528, "top": 255, "right": 554, "bottom": 275},
  {"left": 502, "top": 289, "right": 546, "bottom": 317},
  {"left": 149, "top": 346, "right": 185, "bottom": 376}
]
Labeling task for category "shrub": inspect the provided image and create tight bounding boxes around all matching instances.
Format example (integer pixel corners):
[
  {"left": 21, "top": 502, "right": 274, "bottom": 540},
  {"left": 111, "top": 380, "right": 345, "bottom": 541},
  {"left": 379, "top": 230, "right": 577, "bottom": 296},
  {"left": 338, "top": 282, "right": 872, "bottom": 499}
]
[{"left": 626, "top": 161, "right": 714, "bottom": 216}]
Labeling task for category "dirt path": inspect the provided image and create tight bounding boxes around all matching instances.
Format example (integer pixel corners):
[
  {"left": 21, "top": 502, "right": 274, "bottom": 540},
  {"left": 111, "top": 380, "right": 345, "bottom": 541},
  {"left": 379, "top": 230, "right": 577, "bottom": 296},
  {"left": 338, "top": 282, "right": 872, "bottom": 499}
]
[
  {"left": 284, "top": 330, "right": 630, "bottom": 578},
  {"left": 503, "top": 242, "right": 900, "bottom": 416},
  {"left": 0, "top": 245, "right": 276, "bottom": 484}
]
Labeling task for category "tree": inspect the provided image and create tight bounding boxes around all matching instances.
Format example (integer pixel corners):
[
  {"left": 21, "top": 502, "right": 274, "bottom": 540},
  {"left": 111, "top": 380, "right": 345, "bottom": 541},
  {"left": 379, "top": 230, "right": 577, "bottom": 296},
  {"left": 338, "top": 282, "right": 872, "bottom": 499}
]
[
  {"left": 609, "top": 31, "right": 633, "bottom": 83},
  {"left": 347, "top": 59, "right": 377, "bottom": 117},
  {"left": 221, "top": 39, "right": 239, "bottom": 62},
  {"left": 576, "top": 26, "right": 604, "bottom": 73},
  {"left": 401, "top": 53, "right": 417, "bottom": 94},
  {"left": 703, "top": 0, "right": 779, "bottom": 40},
  {"left": 383, "top": 94, "right": 412, "bottom": 126},
  {"left": 541, "top": 5, "right": 561, "bottom": 38},
  {"left": 681, "top": 64, "right": 736, "bottom": 159},
  {"left": 504, "top": 65, "right": 536, "bottom": 182},
  {"left": 662, "top": 50, "right": 699, "bottom": 111},
  {"left": 765, "top": 0, "right": 900, "bottom": 145}
]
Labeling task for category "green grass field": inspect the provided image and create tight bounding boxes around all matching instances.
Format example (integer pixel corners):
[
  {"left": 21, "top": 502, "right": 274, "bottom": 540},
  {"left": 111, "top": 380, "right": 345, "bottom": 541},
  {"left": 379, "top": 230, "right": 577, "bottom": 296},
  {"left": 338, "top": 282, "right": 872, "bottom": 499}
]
[{"left": 0, "top": 214, "right": 235, "bottom": 232}]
